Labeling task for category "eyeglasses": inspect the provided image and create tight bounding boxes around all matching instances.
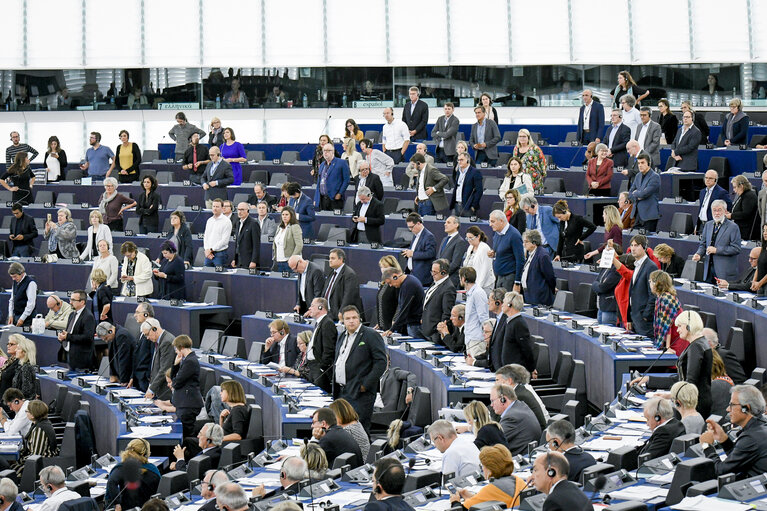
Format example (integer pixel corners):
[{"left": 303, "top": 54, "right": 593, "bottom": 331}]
[
  {"left": 466, "top": 236, "right": 475, "bottom": 241},
  {"left": 728, "top": 401, "right": 742, "bottom": 409},
  {"left": 70, "top": 297, "right": 84, "bottom": 302},
  {"left": 749, "top": 257, "right": 758, "bottom": 261}
]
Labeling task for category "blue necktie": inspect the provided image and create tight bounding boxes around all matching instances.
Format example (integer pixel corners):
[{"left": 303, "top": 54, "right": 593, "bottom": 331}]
[{"left": 439, "top": 236, "right": 449, "bottom": 256}]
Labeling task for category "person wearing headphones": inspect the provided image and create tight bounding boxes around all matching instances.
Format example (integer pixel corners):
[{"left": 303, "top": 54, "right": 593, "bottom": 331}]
[
  {"left": 311, "top": 407, "right": 363, "bottom": 468},
  {"left": 365, "top": 457, "right": 415, "bottom": 511},
  {"left": 38, "top": 466, "right": 79, "bottom": 511},
  {"left": 170, "top": 423, "right": 223, "bottom": 471},
  {"left": 129, "top": 303, "right": 154, "bottom": 392},
  {"left": 350, "top": 185, "right": 385, "bottom": 244},
  {"left": 671, "top": 381, "right": 705, "bottom": 434},
  {"left": 700, "top": 384, "right": 767, "bottom": 479},
  {"left": 57, "top": 289, "right": 96, "bottom": 372},
  {"left": 496, "top": 364, "right": 548, "bottom": 430},
  {"left": 260, "top": 319, "right": 298, "bottom": 368},
  {"left": 214, "top": 482, "right": 250, "bottom": 511},
  {"left": 489, "top": 384, "right": 541, "bottom": 456},
  {"left": 105, "top": 438, "right": 161, "bottom": 511},
  {"left": 199, "top": 470, "right": 230, "bottom": 511},
  {"left": 639, "top": 397, "right": 686, "bottom": 460},
  {"left": 253, "top": 456, "right": 307, "bottom": 499},
  {"left": 421, "top": 259, "right": 457, "bottom": 345},
  {"left": 169, "top": 335, "right": 204, "bottom": 439},
  {"left": 449, "top": 444, "right": 524, "bottom": 509},
  {"left": 430, "top": 419, "right": 481, "bottom": 478},
  {"left": 43, "top": 295, "right": 72, "bottom": 330},
  {"left": 0, "top": 477, "right": 22, "bottom": 511},
  {"left": 382, "top": 267, "right": 425, "bottom": 338},
  {"left": 436, "top": 304, "right": 466, "bottom": 353},
  {"left": 303, "top": 298, "right": 336, "bottom": 393},
  {"left": 96, "top": 321, "right": 136, "bottom": 386},
  {"left": 545, "top": 420, "right": 595, "bottom": 482},
  {"left": 142, "top": 318, "right": 176, "bottom": 401},
  {"left": 530, "top": 451, "right": 591, "bottom": 511}
]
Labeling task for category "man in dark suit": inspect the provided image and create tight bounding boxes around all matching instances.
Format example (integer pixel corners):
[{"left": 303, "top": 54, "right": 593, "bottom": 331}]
[
  {"left": 366, "top": 458, "right": 416, "bottom": 511},
  {"left": 252, "top": 457, "right": 307, "bottom": 498},
  {"left": 640, "top": 397, "right": 686, "bottom": 459},
  {"left": 636, "top": 107, "right": 662, "bottom": 167},
  {"left": 198, "top": 468, "right": 231, "bottom": 511},
  {"left": 468, "top": 107, "right": 501, "bottom": 166},
  {"left": 411, "top": 153, "right": 450, "bottom": 216},
  {"left": 671, "top": 110, "right": 702, "bottom": 171},
  {"left": 96, "top": 322, "right": 135, "bottom": 386},
  {"left": 286, "top": 182, "right": 316, "bottom": 240},
  {"left": 628, "top": 153, "right": 660, "bottom": 232},
  {"left": 314, "top": 143, "right": 351, "bottom": 211},
  {"left": 403, "top": 213, "right": 437, "bottom": 286},
  {"left": 57, "top": 289, "right": 96, "bottom": 371},
  {"left": 351, "top": 186, "right": 385, "bottom": 244},
  {"left": 438, "top": 216, "right": 468, "bottom": 287},
  {"left": 489, "top": 384, "right": 541, "bottom": 455},
  {"left": 355, "top": 163, "right": 384, "bottom": 202},
  {"left": 420, "top": 259, "right": 457, "bottom": 344},
  {"left": 333, "top": 306, "right": 388, "bottom": 431},
  {"left": 450, "top": 153, "right": 483, "bottom": 217},
  {"left": 703, "top": 328, "right": 747, "bottom": 384},
  {"left": 496, "top": 364, "right": 548, "bottom": 430},
  {"left": 170, "top": 335, "right": 205, "bottom": 438},
  {"left": 129, "top": 303, "right": 154, "bottom": 392},
  {"left": 304, "top": 298, "right": 337, "bottom": 393},
  {"left": 402, "top": 87, "right": 429, "bottom": 140},
  {"left": 313, "top": 406, "right": 364, "bottom": 467},
  {"left": 470, "top": 288, "right": 507, "bottom": 370},
  {"left": 627, "top": 235, "right": 657, "bottom": 337},
  {"left": 436, "top": 305, "right": 465, "bottom": 353},
  {"left": 260, "top": 319, "right": 298, "bottom": 368},
  {"left": 576, "top": 90, "right": 605, "bottom": 145},
  {"left": 623, "top": 140, "right": 641, "bottom": 187},
  {"left": 8, "top": 204, "right": 37, "bottom": 257},
  {"left": 545, "top": 420, "right": 596, "bottom": 482},
  {"left": 531, "top": 452, "right": 592, "bottom": 511},
  {"left": 602, "top": 109, "right": 632, "bottom": 167},
  {"left": 231, "top": 202, "right": 261, "bottom": 269},
  {"left": 382, "top": 267, "right": 425, "bottom": 338},
  {"left": 322, "top": 249, "right": 364, "bottom": 321},
  {"left": 247, "top": 183, "right": 277, "bottom": 210},
  {"left": 171, "top": 423, "right": 223, "bottom": 471},
  {"left": 290, "top": 256, "right": 325, "bottom": 315},
  {"left": 182, "top": 132, "right": 210, "bottom": 185},
  {"left": 696, "top": 170, "right": 732, "bottom": 232},
  {"left": 500, "top": 292, "right": 536, "bottom": 373},
  {"left": 431, "top": 102, "right": 460, "bottom": 164},
  {"left": 201, "top": 146, "right": 234, "bottom": 208},
  {"left": 142, "top": 318, "right": 175, "bottom": 401},
  {"left": 718, "top": 247, "right": 758, "bottom": 294}
]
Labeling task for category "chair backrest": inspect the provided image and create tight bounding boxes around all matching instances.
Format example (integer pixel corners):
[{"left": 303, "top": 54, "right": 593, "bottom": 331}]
[
  {"left": 232, "top": 193, "right": 250, "bottom": 207},
  {"left": 167, "top": 195, "right": 187, "bottom": 209},
  {"left": 249, "top": 170, "right": 269, "bottom": 184},
  {"left": 396, "top": 199, "right": 414, "bottom": 213},
  {"left": 544, "top": 178, "right": 565, "bottom": 194},
  {"left": 247, "top": 150, "right": 265, "bottom": 162},
  {"left": 734, "top": 319, "right": 756, "bottom": 374},
  {"left": 680, "top": 258, "right": 704, "bottom": 282},
  {"left": 670, "top": 213, "right": 693, "bottom": 235},
  {"left": 332, "top": 452, "right": 355, "bottom": 470},
  {"left": 58, "top": 422, "right": 77, "bottom": 459},
  {"left": 53, "top": 384, "right": 69, "bottom": 414},
  {"left": 368, "top": 439, "right": 387, "bottom": 464},
  {"left": 200, "top": 366, "right": 216, "bottom": 396},
  {"left": 326, "top": 227, "right": 347, "bottom": 243},
  {"left": 124, "top": 217, "right": 140, "bottom": 234},
  {"left": 552, "top": 290, "right": 575, "bottom": 313},
  {"left": 270, "top": 173, "right": 289, "bottom": 186},
  {"left": 156, "top": 171, "right": 172, "bottom": 184},
  {"left": 20, "top": 455, "right": 43, "bottom": 492},
  {"left": 574, "top": 283, "right": 596, "bottom": 311},
  {"left": 535, "top": 342, "right": 551, "bottom": 379},
  {"left": 502, "top": 131, "right": 518, "bottom": 144},
  {"left": 143, "top": 149, "right": 160, "bottom": 161},
  {"left": 219, "top": 442, "right": 242, "bottom": 467},
  {"left": 158, "top": 471, "right": 189, "bottom": 498},
  {"left": 139, "top": 168, "right": 157, "bottom": 181},
  {"left": 708, "top": 157, "right": 730, "bottom": 179},
  {"left": 65, "top": 170, "right": 84, "bottom": 182},
  {"left": 248, "top": 341, "right": 265, "bottom": 362},
  {"left": 222, "top": 336, "right": 247, "bottom": 358},
  {"left": 316, "top": 223, "right": 333, "bottom": 242},
  {"left": 664, "top": 155, "right": 677, "bottom": 171},
  {"left": 393, "top": 227, "right": 414, "bottom": 243},
  {"left": 200, "top": 329, "right": 223, "bottom": 352},
  {"left": 364, "top": 130, "right": 381, "bottom": 143},
  {"left": 58, "top": 497, "right": 99, "bottom": 511},
  {"left": 552, "top": 351, "right": 574, "bottom": 386},
  {"left": 193, "top": 247, "right": 206, "bottom": 267},
  {"left": 696, "top": 311, "right": 717, "bottom": 331},
  {"left": 279, "top": 151, "right": 299, "bottom": 164},
  {"left": 497, "top": 153, "right": 512, "bottom": 167},
  {"left": 187, "top": 454, "right": 213, "bottom": 482},
  {"left": 407, "top": 386, "right": 432, "bottom": 428},
  {"left": 34, "top": 190, "right": 54, "bottom": 204},
  {"left": 62, "top": 393, "right": 81, "bottom": 422},
  {"left": 68, "top": 480, "right": 91, "bottom": 498},
  {"left": 200, "top": 280, "right": 224, "bottom": 302}
]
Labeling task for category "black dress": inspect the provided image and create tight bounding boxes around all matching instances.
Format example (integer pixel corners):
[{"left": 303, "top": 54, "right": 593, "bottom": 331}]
[
  {"left": 223, "top": 404, "right": 251, "bottom": 438},
  {"left": 136, "top": 190, "right": 160, "bottom": 234},
  {"left": 376, "top": 283, "right": 399, "bottom": 330},
  {"left": 556, "top": 214, "right": 596, "bottom": 262},
  {"left": 12, "top": 362, "right": 37, "bottom": 400},
  {"left": 157, "top": 256, "right": 185, "bottom": 299},
  {"left": 756, "top": 248, "right": 767, "bottom": 296},
  {"left": 474, "top": 423, "right": 511, "bottom": 451},
  {"left": 659, "top": 113, "right": 679, "bottom": 145},
  {"left": 731, "top": 190, "right": 759, "bottom": 241},
  {"left": 0, "top": 358, "right": 19, "bottom": 400},
  {"left": 1, "top": 168, "right": 33, "bottom": 205}
]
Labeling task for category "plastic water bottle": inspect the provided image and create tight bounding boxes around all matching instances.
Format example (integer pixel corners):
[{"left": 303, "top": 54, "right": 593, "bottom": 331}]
[
  {"left": 302, "top": 93, "right": 308, "bottom": 108},
  {"left": 92, "top": 92, "right": 97, "bottom": 108},
  {"left": 342, "top": 92, "right": 347, "bottom": 107},
  {"left": 215, "top": 95, "right": 221, "bottom": 108}
]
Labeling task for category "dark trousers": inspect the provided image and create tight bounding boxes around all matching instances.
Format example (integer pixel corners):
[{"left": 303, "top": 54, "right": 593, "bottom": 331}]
[
  {"left": 636, "top": 218, "right": 658, "bottom": 233},
  {"left": 107, "top": 219, "right": 123, "bottom": 232},
  {"left": 139, "top": 218, "right": 159, "bottom": 234},
  {"left": 385, "top": 149, "right": 403, "bottom": 164},
  {"left": 320, "top": 194, "right": 344, "bottom": 211},
  {"left": 435, "top": 147, "right": 451, "bottom": 164},
  {"left": 11, "top": 245, "right": 33, "bottom": 257},
  {"left": 177, "top": 407, "right": 200, "bottom": 440},
  {"left": 475, "top": 151, "right": 497, "bottom": 167},
  {"left": 588, "top": 188, "right": 612, "bottom": 197}
]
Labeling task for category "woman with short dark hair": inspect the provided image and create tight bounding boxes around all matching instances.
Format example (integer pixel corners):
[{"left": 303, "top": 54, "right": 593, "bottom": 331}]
[
  {"left": 1, "top": 152, "right": 34, "bottom": 205},
  {"left": 13, "top": 400, "right": 57, "bottom": 477},
  {"left": 136, "top": 174, "right": 160, "bottom": 234},
  {"left": 220, "top": 127, "right": 246, "bottom": 185}
]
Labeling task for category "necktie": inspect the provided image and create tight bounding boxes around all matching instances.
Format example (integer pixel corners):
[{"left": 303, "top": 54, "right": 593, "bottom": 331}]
[
  {"left": 193, "top": 146, "right": 197, "bottom": 170},
  {"left": 439, "top": 236, "right": 449, "bottom": 256},
  {"left": 324, "top": 271, "right": 338, "bottom": 299}
]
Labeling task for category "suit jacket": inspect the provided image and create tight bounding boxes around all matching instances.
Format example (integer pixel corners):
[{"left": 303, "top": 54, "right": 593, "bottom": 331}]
[
  {"left": 592, "top": 267, "right": 621, "bottom": 313},
  {"left": 499, "top": 400, "right": 542, "bottom": 455},
  {"left": 351, "top": 197, "right": 385, "bottom": 244},
  {"left": 563, "top": 447, "right": 597, "bottom": 483},
  {"left": 634, "top": 120, "right": 662, "bottom": 167},
  {"left": 484, "top": 313, "right": 507, "bottom": 372},
  {"left": 109, "top": 326, "right": 136, "bottom": 385},
  {"left": 260, "top": 335, "right": 299, "bottom": 368},
  {"left": 416, "top": 163, "right": 450, "bottom": 212},
  {"left": 602, "top": 123, "right": 632, "bottom": 167},
  {"left": 297, "top": 262, "right": 325, "bottom": 313},
  {"left": 698, "top": 185, "right": 733, "bottom": 224},
  {"left": 441, "top": 324, "right": 465, "bottom": 353},
  {"left": 170, "top": 351, "right": 204, "bottom": 410},
  {"left": 523, "top": 246, "right": 556, "bottom": 307},
  {"left": 543, "top": 480, "right": 592, "bottom": 511},
  {"left": 293, "top": 193, "right": 316, "bottom": 239},
  {"left": 585, "top": 157, "right": 614, "bottom": 192},
  {"left": 759, "top": 188, "right": 767, "bottom": 228},
  {"left": 576, "top": 101, "right": 605, "bottom": 144},
  {"left": 628, "top": 257, "right": 657, "bottom": 337},
  {"left": 63, "top": 308, "right": 96, "bottom": 371},
  {"left": 639, "top": 418, "right": 686, "bottom": 459},
  {"left": 450, "top": 166, "right": 483, "bottom": 213},
  {"left": 364, "top": 496, "right": 415, "bottom": 511},
  {"left": 233, "top": 216, "right": 261, "bottom": 268},
  {"left": 307, "top": 315, "right": 337, "bottom": 392},
  {"left": 556, "top": 214, "right": 596, "bottom": 262},
  {"left": 149, "top": 330, "right": 176, "bottom": 401},
  {"left": 704, "top": 416, "right": 767, "bottom": 479},
  {"left": 672, "top": 125, "right": 702, "bottom": 171},
  {"left": 319, "top": 425, "right": 364, "bottom": 469},
  {"left": 421, "top": 279, "right": 457, "bottom": 342},
  {"left": 526, "top": 206, "right": 560, "bottom": 251},
  {"left": 201, "top": 159, "right": 234, "bottom": 202},
  {"left": 314, "top": 157, "right": 351, "bottom": 206},
  {"left": 717, "top": 346, "right": 746, "bottom": 384},
  {"left": 727, "top": 265, "right": 757, "bottom": 292},
  {"left": 469, "top": 120, "right": 501, "bottom": 159},
  {"left": 407, "top": 228, "right": 437, "bottom": 286},
  {"left": 9, "top": 212, "right": 37, "bottom": 249},
  {"left": 502, "top": 315, "right": 536, "bottom": 372},
  {"left": 628, "top": 169, "right": 661, "bottom": 222},
  {"left": 721, "top": 114, "right": 749, "bottom": 145},
  {"left": 379, "top": 367, "right": 416, "bottom": 410},
  {"left": 334, "top": 325, "right": 388, "bottom": 401},
  {"left": 323, "top": 264, "right": 365, "bottom": 320},
  {"left": 437, "top": 234, "right": 468, "bottom": 287},
  {"left": 431, "top": 114, "right": 460, "bottom": 156},
  {"left": 131, "top": 334, "right": 153, "bottom": 392},
  {"left": 515, "top": 384, "right": 546, "bottom": 430},
  {"left": 357, "top": 172, "right": 384, "bottom": 202},
  {"left": 625, "top": 154, "right": 639, "bottom": 186},
  {"left": 695, "top": 218, "right": 741, "bottom": 282},
  {"left": 402, "top": 99, "right": 429, "bottom": 140},
  {"left": 731, "top": 189, "right": 760, "bottom": 240}
]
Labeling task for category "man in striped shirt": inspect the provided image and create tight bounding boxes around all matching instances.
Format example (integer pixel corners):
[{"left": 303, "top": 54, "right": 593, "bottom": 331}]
[{"left": 6, "top": 131, "right": 38, "bottom": 166}]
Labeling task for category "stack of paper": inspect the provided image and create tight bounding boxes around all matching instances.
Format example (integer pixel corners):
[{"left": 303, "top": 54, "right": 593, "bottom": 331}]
[{"left": 125, "top": 426, "right": 172, "bottom": 438}]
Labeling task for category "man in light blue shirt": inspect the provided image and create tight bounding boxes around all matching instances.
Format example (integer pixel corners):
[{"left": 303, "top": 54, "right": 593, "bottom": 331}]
[
  {"left": 459, "top": 267, "right": 489, "bottom": 355},
  {"left": 80, "top": 131, "right": 114, "bottom": 180}
]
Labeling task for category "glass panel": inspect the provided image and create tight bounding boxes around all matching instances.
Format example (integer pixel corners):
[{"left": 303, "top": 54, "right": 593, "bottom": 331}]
[
  {"left": 388, "top": 0, "right": 448, "bottom": 65},
  {"left": 85, "top": 0, "right": 142, "bottom": 68},
  {"left": 326, "top": 0, "right": 387, "bottom": 66},
  {"left": 263, "top": 0, "right": 324, "bottom": 67}
]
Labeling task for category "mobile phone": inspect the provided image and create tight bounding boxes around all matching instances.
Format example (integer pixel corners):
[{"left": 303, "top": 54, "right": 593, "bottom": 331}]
[
  {"left": 47, "top": 214, "right": 52, "bottom": 222},
  {"left": 445, "top": 483, "right": 457, "bottom": 494}
]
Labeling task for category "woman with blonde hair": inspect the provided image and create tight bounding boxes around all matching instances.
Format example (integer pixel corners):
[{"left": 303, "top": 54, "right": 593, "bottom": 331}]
[
  {"left": 278, "top": 330, "right": 311, "bottom": 380},
  {"left": 461, "top": 401, "right": 509, "bottom": 450},
  {"left": 585, "top": 205, "right": 623, "bottom": 261},
  {"left": 513, "top": 129, "right": 547, "bottom": 192},
  {"left": 44, "top": 208, "right": 78, "bottom": 259},
  {"left": 208, "top": 117, "right": 224, "bottom": 147},
  {"left": 300, "top": 443, "right": 328, "bottom": 479},
  {"left": 341, "top": 138, "right": 362, "bottom": 179},
  {"left": 449, "top": 444, "right": 526, "bottom": 509},
  {"left": 653, "top": 243, "right": 685, "bottom": 278},
  {"left": 272, "top": 206, "right": 302, "bottom": 272},
  {"left": 105, "top": 438, "right": 161, "bottom": 511},
  {"left": 722, "top": 98, "right": 749, "bottom": 147},
  {"left": 12, "top": 336, "right": 37, "bottom": 399},
  {"left": 90, "top": 268, "right": 114, "bottom": 322},
  {"left": 0, "top": 335, "right": 21, "bottom": 398},
  {"left": 671, "top": 381, "right": 705, "bottom": 434},
  {"left": 375, "top": 255, "right": 401, "bottom": 330},
  {"left": 90, "top": 239, "right": 119, "bottom": 291},
  {"left": 80, "top": 210, "right": 113, "bottom": 261},
  {"left": 329, "top": 398, "right": 370, "bottom": 461}
]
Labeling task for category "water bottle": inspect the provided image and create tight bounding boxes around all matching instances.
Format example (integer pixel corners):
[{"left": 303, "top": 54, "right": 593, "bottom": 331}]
[
  {"left": 342, "top": 92, "right": 347, "bottom": 107},
  {"left": 35, "top": 97, "right": 40, "bottom": 110},
  {"left": 302, "top": 93, "right": 308, "bottom": 108},
  {"left": 317, "top": 89, "right": 321, "bottom": 101},
  {"left": 92, "top": 92, "right": 97, "bottom": 108},
  {"left": 215, "top": 95, "right": 221, "bottom": 108}
]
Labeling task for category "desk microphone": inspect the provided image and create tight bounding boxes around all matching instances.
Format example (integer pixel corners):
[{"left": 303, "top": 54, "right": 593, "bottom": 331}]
[{"left": 628, "top": 347, "right": 670, "bottom": 397}]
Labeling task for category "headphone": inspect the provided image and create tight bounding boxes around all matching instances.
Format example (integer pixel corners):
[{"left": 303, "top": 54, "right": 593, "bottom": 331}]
[
  {"left": 317, "top": 305, "right": 323, "bottom": 310},
  {"left": 143, "top": 312, "right": 149, "bottom": 318},
  {"left": 550, "top": 439, "right": 560, "bottom": 450},
  {"left": 654, "top": 399, "right": 663, "bottom": 423},
  {"left": 457, "top": 310, "right": 464, "bottom": 321},
  {"left": 53, "top": 296, "right": 62, "bottom": 307},
  {"left": 392, "top": 275, "right": 399, "bottom": 281},
  {"left": 151, "top": 327, "right": 158, "bottom": 332},
  {"left": 495, "top": 299, "right": 502, "bottom": 306},
  {"left": 440, "top": 269, "right": 447, "bottom": 276},
  {"left": 373, "top": 464, "right": 396, "bottom": 495},
  {"left": 545, "top": 453, "right": 556, "bottom": 478},
  {"left": 499, "top": 393, "right": 507, "bottom": 404},
  {"left": 741, "top": 403, "right": 750, "bottom": 415},
  {"left": 673, "top": 382, "right": 690, "bottom": 409}
]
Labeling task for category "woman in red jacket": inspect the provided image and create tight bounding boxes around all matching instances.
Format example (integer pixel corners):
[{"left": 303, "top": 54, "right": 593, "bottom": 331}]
[
  {"left": 608, "top": 239, "right": 660, "bottom": 329},
  {"left": 585, "top": 143, "right": 614, "bottom": 196}
]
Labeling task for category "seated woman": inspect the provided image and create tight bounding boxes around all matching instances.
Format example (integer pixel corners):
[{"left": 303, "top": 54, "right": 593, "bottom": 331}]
[
  {"left": 12, "top": 336, "right": 38, "bottom": 400},
  {"left": 105, "top": 439, "right": 161, "bottom": 511},
  {"left": 653, "top": 244, "right": 685, "bottom": 278},
  {"left": 13, "top": 400, "right": 57, "bottom": 478},
  {"left": 219, "top": 380, "right": 251, "bottom": 442},
  {"left": 449, "top": 444, "right": 526, "bottom": 509},
  {"left": 457, "top": 400, "right": 510, "bottom": 451},
  {"left": 553, "top": 200, "right": 596, "bottom": 263},
  {"left": 300, "top": 442, "right": 329, "bottom": 480},
  {"left": 278, "top": 331, "right": 310, "bottom": 380},
  {"left": 650, "top": 270, "right": 687, "bottom": 355},
  {"left": 671, "top": 381, "right": 705, "bottom": 434},
  {"left": 90, "top": 269, "right": 114, "bottom": 323},
  {"left": 329, "top": 398, "right": 371, "bottom": 462}
]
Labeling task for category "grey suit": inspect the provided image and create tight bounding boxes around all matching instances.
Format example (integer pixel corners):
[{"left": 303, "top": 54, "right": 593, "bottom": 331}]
[
  {"left": 499, "top": 400, "right": 542, "bottom": 455},
  {"left": 695, "top": 218, "right": 741, "bottom": 282},
  {"left": 469, "top": 119, "right": 501, "bottom": 160},
  {"left": 148, "top": 329, "right": 176, "bottom": 401},
  {"left": 438, "top": 234, "right": 469, "bottom": 287},
  {"left": 431, "top": 114, "right": 461, "bottom": 156},
  {"left": 257, "top": 216, "right": 277, "bottom": 238},
  {"left": 514, "top": 384, "right": 547, "bottom": 430},
  {"left": 759, "top": 188, "right": 767, "bottom": 228},
  {"left": 415, "top": 163, "right": 450, "bottom": 212},
  {"left": 635, "top": 120, "right": 662, "bottom": 167}
]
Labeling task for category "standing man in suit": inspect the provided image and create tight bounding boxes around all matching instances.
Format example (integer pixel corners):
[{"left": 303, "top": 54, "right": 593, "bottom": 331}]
[
  {"left": 544, "top": 420, "right": 596, "bottom": 482},
  {"left": 420, "top": 259, "right": 456, "bottom": 343},
  {"left": 404, "top": 143, "right": 435, "bottom": 189},
  {"left": 520, "top": 198, "right": 559, "bottom": 257},
  {"left": 431, "top": 102, "right": 460, "bottom": 164},
  {"left": 671, "top": 110, "right": 702, "bottom": 171},
  {"left": 360, "top": 139, "right": 396, "bottom": 188},
  {"left": 500, "top": 292, "right": 535, "bottom": 372},
  {"left": 260, "top": 319, "right": 298, "bottom": 368},
  {"left": 438, "top": 216, "right": 468, "bottom": 287},
  {"left": 697, "top": 170, "right": 732, "bottom": 233},
  {"left": 496, "top": 364, "right": 549, "bottom": 431},
  {"left": 232, "top": 202, "right": 260, "bottom": 269},
  {"left": 628, "top": 152, "right": 661, "bottom": 232},
  {"left": 382, "top": 107, "right": 410, "bottom": 164},
  {"left": 702, "top": 328, "right": 746, "bottom": 384},
  {"left": 640, "top": 397, "right": 686, "bottom": 459},
  {"left": 635, "top": 107, "right": 662, "bottom": 168},
  {"left": 489, "top": 384, "right": 541, "bottom": 455},
  {"left": 286, "top": 183, "right": 316, "bottom": 240},
  {"left": 530, "top": 452, "right": 592, "bottom": 511},
  {"left": 170, "top": 335, "right": 204, "bottom": 439},
  {"left": 355, "top": 162, "right": 384, "bottom": 202},
  {"left": 627, "top": 235, "right": 657, "bottom": 337},
  {"left": 382, "top": 267, "right": 424, "bottom": 338},
  {"left": 142, "top": 318, "right": 175, "bottom": 401},
  {"left": 57, "top": 289, "right": 96, "bottom": 371},
  {"left": 96, "top": 321, "right": 135, "bottom": 386},
  {"left": 468, "top": 288, "right": 507, "bottom": 369},
  {"left": 693, "top": 200, "right": 742, "bottom": 283},
  {"left": 8, "top": 205, "right": 37, "bottom": 257},
  {"left": 366, "top": 458, "right": 416, "bottom": 511},
  {"left": 576, "top": 90, "right": 605, "bottom": 145},
  {"left": 489, "top": 210, "right": 526, "bottom": 291},
  {"left": 603, "top": 109, "right": 631, "bottom": 167},
  {"left": 201, "top": 146, "right": 234, "bottom": 209},
  {"left": 289, "top": 255, "right": 325, "bottom": 315},
  {"left": 351, "top": 186, "right": 385, "bottom": 244},
  {"left": 411, "top": 153, "right": 449, "bottom": 216},
  {"left": 315, "top": 143, "right": 351, "bottom": 211},
  {"left": 469, "top": 106, "right": 501, "bottom": 166},
  {"left": 402, "top": 87, "right": 429, "bottom": 141},
  {"left": 322, "top": 249, "right": 364, "bottom": 321},
  {"left": 681, "top": 101, "right": 710, "bottom": 144},
  {"left": 333, "top": 305, "right": 388, "bottom": 430},
  {"left": 129, "top": 302, "right": 154, "bottom": 392},
  {"left": 402, "top": 213, "right": 437, "bottom": 286},
  {"left": 304, "top": 298, "right": 337, "bottom": 392},
  {"left": 450, "top": 152, "right": 483, "bottom": 217},
  {"left": 622, "top": 140, "right": 641, "bottom": 186}
]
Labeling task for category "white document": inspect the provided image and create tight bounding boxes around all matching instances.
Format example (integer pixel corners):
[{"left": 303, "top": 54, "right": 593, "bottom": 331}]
[
  {"left": 124, "top": 426, "right": 172, "bottom": 438},
  {"left": 599, "top": 248, "right": 615, "bottom": 268},
  {"left": 670, "top": 496, "right": 753, "bottom": 511},
  {"left": 608, "top": 485, "right": 668, "bottom": 501}
]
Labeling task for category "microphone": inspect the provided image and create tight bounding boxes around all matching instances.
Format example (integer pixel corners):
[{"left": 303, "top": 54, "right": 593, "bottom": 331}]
[
  {"left": 628, "top": 347, "right": 670, "bottom": 396},
  {"left": 290, "top": 363, "right": 336, "bottom": 405},
  {"left": 104, "top": 458, "right": 141, "bottom": 510},
  {"left": 209, "top": 316, "right": 239, "bottom": 355},
  {"left": 407, "top": 458, "right": 416, "bottom": 474},
  {"left": 590, "top": 475, "right": 607, "bottom": 501},
  {"left": 509, "top": 477, "right": 534, "bottom": 509}
]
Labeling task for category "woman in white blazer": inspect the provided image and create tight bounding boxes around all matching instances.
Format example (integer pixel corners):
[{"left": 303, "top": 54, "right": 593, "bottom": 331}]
[
  {"left": 462, "top": 226, "right": 495, "bottom": 297},
  {"left": 88, "top": 239, "right": 119, "bottom": 291},
  {"left": 80, "top": 210, "right": 113, "bottom": 261},
  {"left": 499, "top": 156, "right": 534, "bottom": 203},
  {"left": 119, "top": 241, "right": 154, "bottom": 297}
]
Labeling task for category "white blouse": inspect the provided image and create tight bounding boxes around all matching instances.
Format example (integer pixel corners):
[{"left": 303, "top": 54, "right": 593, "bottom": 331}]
[
  {"left": 462, "top": 241, "right": 495, "bottom": 295},
  {"left": 274, "top": 227, "right": 288, "bottom": 262}
]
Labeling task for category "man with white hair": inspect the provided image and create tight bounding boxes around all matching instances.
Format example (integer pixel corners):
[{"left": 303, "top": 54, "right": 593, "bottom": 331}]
[
  {"left": 429, "top": 419, "right": 480, "bottom": 478},
  {"left": 43, "top": 295, "right": 72, "bottom": 330},
  {"left": 488, "top": 209, "right": 524, "bottom": 292},
  {"left": 199, "top": 470, "right": 231, "bottom": 511},
  {"left": 215, "top": 482, "right": 249, "bottom": 511},
  {"left": 288, "top": 255, "right": 325, "bottom": 315},
  {"left": 639, "top": 397, "right": 685, "bottom": 459},
  {"left": 142, "top": 318, "right": 175, "bottom": 400},
  {"left": 350, "top": 185, "right": 385, "bottom": 244},
  {"left": 96, "top": 321, "right": 135, "bottom": 385},
  {"left": 253, "top": 456, "right": 307, "bottom": 498},
  {"left": 693, "top": 199, "right": 741, "bottom": 283},
  {"left": 171, "top": 422, "right": 224, "bottom": 471},
  {"left": 314, "top": 143, "right": 350, "bottom": 211},
  {"left": 38, "top": 466, "right": 80, "bottom": 511},
  {"left": 0, "top": 477, "right": 21, "bottom": 511}
]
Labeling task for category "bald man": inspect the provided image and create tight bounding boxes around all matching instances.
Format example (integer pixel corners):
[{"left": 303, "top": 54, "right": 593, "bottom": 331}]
[
  {"left": 697, "top": 169, "right": 732, "bottom": 233},
  {"left": 232, "top": 202, "right": 260, "bottom": 269},
  {"left": 718, "top": 247, "right": 760, "bottom": 292}
]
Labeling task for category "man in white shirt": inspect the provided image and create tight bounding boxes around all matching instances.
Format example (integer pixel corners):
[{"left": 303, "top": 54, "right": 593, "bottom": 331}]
[
  {"left": 38, "top": 466, "right": 81, "bottom": 511},
  {"left": 7, "top": 262, "right": 38, "bottom": 327},
  {"left": 0, "top": 388, "right": 31, "bottom": 436},
  {"left": 429, "top": 419, "right": 480, "bottom": 478},
  {"left": 620, "top": 94, "right": 642, "bottom": 138},
  {"left": 459, "top": 267, "right": 489, "bottom": 356},
  {"left": 381, "top": 107, "right": 410, "bottom": 164},
  {"left": 360, "top": 139, "right": 395, "bottom": 188},
  {"left": 203, "top": 198, "right": 231, "bottom": 267}
]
